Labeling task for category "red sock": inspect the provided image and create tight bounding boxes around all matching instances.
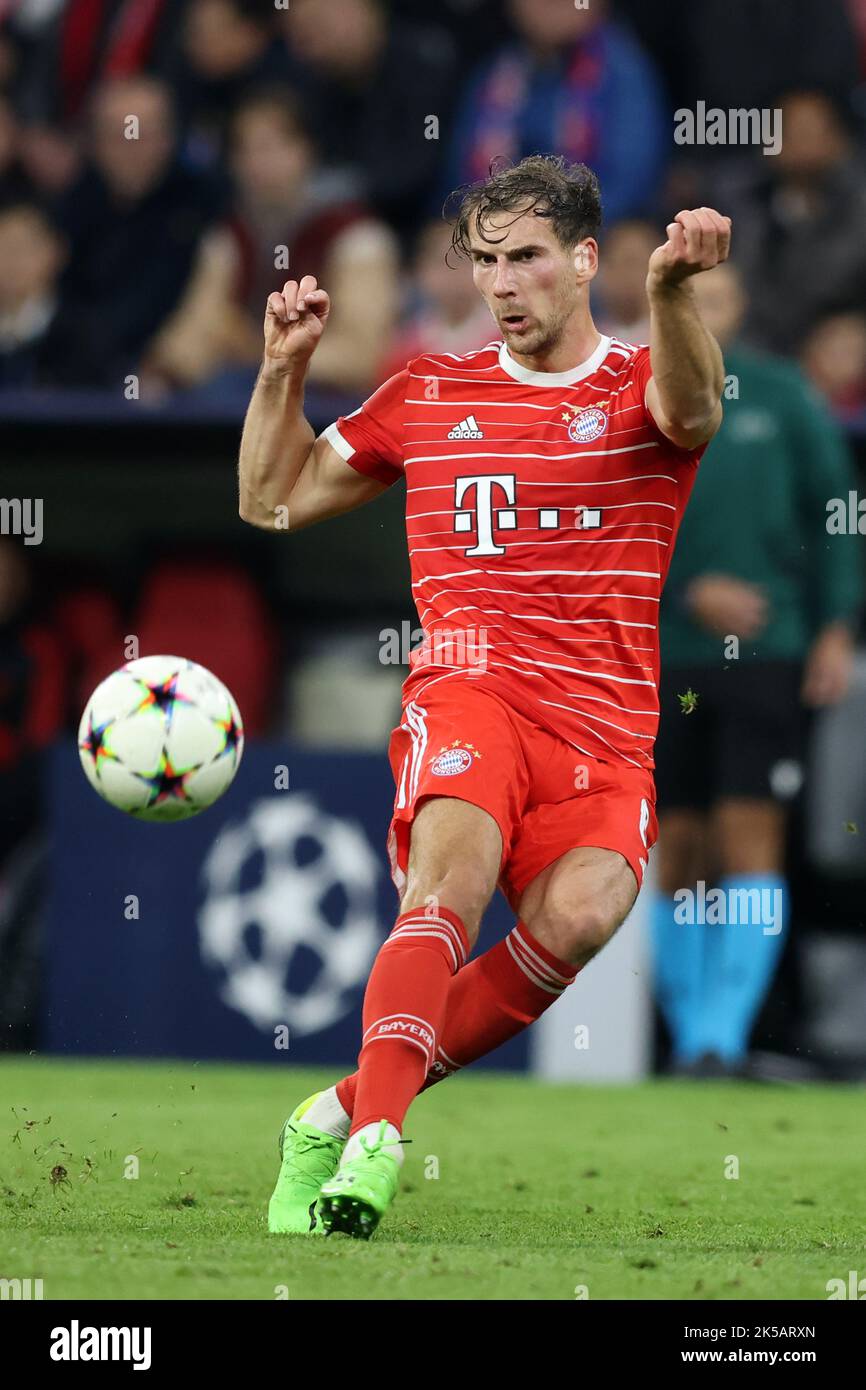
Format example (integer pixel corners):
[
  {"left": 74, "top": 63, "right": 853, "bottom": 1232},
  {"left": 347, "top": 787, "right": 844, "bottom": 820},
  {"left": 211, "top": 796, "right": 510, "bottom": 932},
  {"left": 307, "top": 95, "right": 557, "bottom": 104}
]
[
  {"left": 347, "top": 905, "right": 469, "bottom": 1135},
  {"left": 336, "top": 922, "right": 579, "bottom": 1117}
]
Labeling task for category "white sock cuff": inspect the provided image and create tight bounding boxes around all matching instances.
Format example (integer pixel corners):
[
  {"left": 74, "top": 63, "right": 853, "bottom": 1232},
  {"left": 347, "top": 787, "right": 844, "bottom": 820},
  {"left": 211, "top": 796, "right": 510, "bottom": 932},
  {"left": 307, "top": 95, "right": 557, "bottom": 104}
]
[{"left": 301, "top": 1085, "right": 351, "bottom": 1141}]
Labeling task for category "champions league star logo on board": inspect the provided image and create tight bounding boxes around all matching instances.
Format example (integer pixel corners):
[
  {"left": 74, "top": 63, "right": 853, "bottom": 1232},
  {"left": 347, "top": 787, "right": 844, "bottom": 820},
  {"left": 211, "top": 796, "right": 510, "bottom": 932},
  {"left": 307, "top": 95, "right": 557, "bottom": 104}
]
[
  {"left": 563, "top": 404, "right": 608, "bottom": 443},
  {"left": 198, "top": 794, "right": 382, "bottom": 1035}
]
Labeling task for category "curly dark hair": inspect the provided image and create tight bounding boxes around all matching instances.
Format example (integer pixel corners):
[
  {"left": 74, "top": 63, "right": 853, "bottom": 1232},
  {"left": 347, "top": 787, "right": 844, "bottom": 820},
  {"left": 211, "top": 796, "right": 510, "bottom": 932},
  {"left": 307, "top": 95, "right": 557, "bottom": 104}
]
[{"left": 446, "top": 155, "right": 603, "bottom": 260}]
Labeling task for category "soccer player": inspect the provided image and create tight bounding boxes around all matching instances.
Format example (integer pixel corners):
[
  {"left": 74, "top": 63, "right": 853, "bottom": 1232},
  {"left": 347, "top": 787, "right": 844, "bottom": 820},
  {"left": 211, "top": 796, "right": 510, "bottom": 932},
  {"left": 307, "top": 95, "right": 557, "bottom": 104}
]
[{"left": 238, "top": 156, "right": 730, "bottom": 1239}]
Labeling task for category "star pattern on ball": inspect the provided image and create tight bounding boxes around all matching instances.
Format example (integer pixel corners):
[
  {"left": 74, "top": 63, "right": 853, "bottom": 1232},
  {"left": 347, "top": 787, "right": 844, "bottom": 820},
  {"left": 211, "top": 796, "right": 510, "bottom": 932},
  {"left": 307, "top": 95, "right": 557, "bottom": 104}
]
[
  {"left": 136, "top": 750, "right": 193, "bottom": 807},
  {"left": 78, "top": 712, "right": 117, "bottom": 776},
  {"left": 216, "top": 706, "right": 243, "bottom": 760},
  {"left": 132, "top": 672, "right": 192, "bottom": 730}
]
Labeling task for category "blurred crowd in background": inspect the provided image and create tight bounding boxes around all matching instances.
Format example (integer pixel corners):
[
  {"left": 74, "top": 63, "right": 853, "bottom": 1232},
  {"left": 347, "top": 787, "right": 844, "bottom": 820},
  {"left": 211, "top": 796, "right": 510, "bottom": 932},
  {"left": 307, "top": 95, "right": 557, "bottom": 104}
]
[
  {"left": 2, "top": 0, "right": 866, "bottom": 1072},
  {"left": 0, "top": 0, "right": 866, "bottom": 411}
]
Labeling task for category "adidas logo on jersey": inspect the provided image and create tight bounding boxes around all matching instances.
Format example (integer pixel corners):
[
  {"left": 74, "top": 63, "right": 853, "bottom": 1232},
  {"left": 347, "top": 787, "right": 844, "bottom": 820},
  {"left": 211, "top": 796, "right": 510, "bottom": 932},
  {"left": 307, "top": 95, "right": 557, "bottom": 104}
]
[{"left": 448, "top": 415, "right": 484, "bottom": 440}]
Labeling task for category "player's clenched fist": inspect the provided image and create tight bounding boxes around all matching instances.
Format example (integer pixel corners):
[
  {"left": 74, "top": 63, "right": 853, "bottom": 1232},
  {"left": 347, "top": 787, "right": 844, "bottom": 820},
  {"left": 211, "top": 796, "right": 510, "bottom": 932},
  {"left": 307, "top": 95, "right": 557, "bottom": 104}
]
[
  {"left": 263, "top": 275, "right": 330, "bottom": 377},
  {"left": 646, "top": 208, "right": 731, "bottom": 291}
]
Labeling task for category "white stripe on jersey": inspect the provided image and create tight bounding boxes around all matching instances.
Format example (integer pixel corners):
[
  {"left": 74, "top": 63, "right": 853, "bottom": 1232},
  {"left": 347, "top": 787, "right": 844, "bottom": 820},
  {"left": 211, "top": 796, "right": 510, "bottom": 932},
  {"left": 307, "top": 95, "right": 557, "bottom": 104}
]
[
  {"left": 408, "top": 536, "right": 669, "bottom": 557},
  {"left": 501, "top": 651, "right": 656, "bottom": 685},
  {"left": 412, "top": 567, "right": 662, "bottom": 584},
  {"left": 419, "top": 584, "right": 660, "bottom": 603},
  {"left": 406, "top": 397, "right": 555, "bottom": 410},
  {"left": 404, "top": 443, "right": 660, "bottom": 465}
]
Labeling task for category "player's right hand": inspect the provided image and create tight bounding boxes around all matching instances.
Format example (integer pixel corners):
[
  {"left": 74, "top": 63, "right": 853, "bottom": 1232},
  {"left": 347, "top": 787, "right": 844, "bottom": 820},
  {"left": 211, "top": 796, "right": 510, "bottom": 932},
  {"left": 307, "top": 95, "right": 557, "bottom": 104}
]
[
  {"left": 263, "top": 275, "right": 330, "bottom": 376},
  {"left": 684, "top": 573, "right": 769, "bottom": 639}
]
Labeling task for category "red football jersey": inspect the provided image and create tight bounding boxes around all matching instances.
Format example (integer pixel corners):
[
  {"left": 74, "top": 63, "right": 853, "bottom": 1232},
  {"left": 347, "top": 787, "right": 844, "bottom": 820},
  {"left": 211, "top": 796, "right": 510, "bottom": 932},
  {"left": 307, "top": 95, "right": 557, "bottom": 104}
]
[{"left": 324, "top": 335, "right": 704, "bottom": 770}]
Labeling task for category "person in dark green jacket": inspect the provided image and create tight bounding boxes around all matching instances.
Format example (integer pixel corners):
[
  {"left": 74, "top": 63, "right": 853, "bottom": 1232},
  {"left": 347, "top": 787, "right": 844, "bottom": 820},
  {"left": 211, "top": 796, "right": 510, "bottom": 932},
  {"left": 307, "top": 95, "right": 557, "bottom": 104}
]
[{"left": 652, "top": 261, "right": 861, "bottom": 1076}]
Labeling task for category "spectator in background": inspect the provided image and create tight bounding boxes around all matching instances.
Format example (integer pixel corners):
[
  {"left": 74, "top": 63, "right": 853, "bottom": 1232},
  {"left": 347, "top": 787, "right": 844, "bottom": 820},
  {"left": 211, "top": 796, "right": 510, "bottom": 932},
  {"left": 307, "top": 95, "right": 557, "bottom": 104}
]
[
  {"left": 280, "top": 0, "right": 456, "bottom": 238},
  {"left": 0, "top": 95, "right": 33, "bottom": 202},
  {"left": 174, "top": 0, "right": 288, "bottom": 163},
  {"left": 0, "top": 17, "right": 21, "bottom": 91},
  {"left": 619, "top": 0, "right": 857, "bottom": 135},
  {"left": 849, "top": 0, "right": 866, "bottom": 77},
  {"left": 390, "top": 0, "right": 512, "bottom": 75},
  {"left": 443, "top": 0, "right": 667, "bottom": 226},
  {"left": 378, "top": 219, "right": 494, "bottom": 383},
  {"left": 12, "top": 0, "right": 181, "bottom": 125},
  {"left": 57, "top": 75, "right": 223, "bottom": 387},
  {"left": 724, "top": 91, "right": 866, "bottom": 356},
  {"left": 801, "top": 312, "right": 866, "bottom": 427},
  {"left": 675, "top": 0, "right": 857, "bottom": 114},
  {"left": 593, "top": 219, "right": 657, "bottom": 342},
  {"left": 0, "top": 91, "right": 80, "bottom": 206},
  {"left": 2, "top": 14, "right": 81, "bottom": 198},
  {"left": 15, "top": 120, "right": 81, "bottom": 201},
  {"left": 144, "top": 89, "right": 397, "bottom": 396},
  {"left": 0, "top": 198, "right": 100, "bottom": 388},
  {"left": 651, "top": 262, "right": 861, "bottom": 1078}
]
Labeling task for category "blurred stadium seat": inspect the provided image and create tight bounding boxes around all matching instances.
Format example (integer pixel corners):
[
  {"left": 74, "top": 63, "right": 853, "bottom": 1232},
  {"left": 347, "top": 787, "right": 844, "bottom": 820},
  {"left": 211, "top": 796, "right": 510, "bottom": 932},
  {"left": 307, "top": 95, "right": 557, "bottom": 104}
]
[{"left": 134, "top": 558, "right": 278, "bottom": 735}]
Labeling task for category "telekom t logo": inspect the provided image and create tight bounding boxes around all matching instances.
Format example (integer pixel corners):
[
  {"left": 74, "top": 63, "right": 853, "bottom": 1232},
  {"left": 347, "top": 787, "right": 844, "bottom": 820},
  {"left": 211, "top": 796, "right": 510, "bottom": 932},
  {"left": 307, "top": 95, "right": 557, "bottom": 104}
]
[
  {"left": 453, "top": 473, "right": 602, "bottom": 554},
  {"left": 454, "top": 474, "right": 516, "bottom": 556}
]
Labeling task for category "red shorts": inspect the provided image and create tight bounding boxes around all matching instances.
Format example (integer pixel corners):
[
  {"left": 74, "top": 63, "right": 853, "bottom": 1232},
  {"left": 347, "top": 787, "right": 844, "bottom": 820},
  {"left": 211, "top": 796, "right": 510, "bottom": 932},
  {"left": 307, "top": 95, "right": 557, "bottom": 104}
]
[{"left": 386, "top": 678, "right": 658, "bottom": 912}]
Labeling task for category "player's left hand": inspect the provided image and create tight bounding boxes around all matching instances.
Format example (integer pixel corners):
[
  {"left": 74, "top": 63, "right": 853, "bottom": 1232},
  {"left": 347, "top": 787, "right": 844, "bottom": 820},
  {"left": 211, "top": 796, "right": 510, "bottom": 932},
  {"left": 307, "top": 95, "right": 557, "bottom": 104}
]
[{"left": 647, "top": 208, "right": 731, "bottom": 290}]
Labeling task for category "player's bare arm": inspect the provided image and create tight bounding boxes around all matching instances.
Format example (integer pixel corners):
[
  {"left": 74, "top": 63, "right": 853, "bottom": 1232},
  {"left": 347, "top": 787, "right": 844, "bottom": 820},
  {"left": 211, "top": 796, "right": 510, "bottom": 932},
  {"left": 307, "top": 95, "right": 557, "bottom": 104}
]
[
  {"left": 645, "top": 208, "right": 731, "bottom": 449},
  {"left": 237, "top": 274, "right": 388, "bottom": 532}
]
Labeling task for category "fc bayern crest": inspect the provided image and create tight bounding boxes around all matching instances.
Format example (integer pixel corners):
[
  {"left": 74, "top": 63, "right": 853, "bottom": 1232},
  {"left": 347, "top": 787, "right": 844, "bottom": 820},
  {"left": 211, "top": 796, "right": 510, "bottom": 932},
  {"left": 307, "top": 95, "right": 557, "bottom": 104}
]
[
  {"left": 568, "top": 408, "right": 608, "bottom": 443},
  {"left": 430, "top": 747, "right": 473, "bottom": 776}
]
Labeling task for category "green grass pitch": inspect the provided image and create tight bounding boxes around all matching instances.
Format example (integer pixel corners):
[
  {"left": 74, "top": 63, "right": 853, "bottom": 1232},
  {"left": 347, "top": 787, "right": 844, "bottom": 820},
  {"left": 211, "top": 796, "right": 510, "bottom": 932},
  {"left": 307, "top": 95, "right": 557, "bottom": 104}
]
[{"left": 1, "top": 1056, "right": 863, "bottom": 1300}]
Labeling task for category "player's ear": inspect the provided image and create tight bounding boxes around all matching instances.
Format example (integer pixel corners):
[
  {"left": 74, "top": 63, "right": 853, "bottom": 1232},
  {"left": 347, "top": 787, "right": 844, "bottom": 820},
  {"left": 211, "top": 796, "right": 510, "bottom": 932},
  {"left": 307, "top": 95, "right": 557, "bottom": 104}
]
[{"left": 573, "top": 239, "right": 598, "bottom": 279}]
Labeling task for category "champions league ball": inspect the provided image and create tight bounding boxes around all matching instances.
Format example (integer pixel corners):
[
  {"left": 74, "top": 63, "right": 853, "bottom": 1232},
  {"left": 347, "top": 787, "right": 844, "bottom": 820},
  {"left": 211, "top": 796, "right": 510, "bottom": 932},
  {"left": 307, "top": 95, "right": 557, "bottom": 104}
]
[{"left": 78, "top": 655, "right": 244, "bottom": 821}]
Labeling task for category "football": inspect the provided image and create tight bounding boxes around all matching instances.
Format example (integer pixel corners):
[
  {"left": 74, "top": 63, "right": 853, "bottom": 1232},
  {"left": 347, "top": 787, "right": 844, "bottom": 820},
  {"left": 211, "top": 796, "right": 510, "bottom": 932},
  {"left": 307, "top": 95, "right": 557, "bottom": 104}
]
[{"left": 78, "top": 655, "right": 244, "bottom": 821}]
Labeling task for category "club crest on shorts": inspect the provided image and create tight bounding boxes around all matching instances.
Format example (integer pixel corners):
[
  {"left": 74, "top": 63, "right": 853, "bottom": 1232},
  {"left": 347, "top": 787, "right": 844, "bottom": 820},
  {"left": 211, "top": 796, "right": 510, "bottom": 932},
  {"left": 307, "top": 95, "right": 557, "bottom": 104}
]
[
  {"left": 566, "top": 407, "right": 608, "bottom": 443},
  {"left": 429, "top": 740, "right": 480, "bottom": 777}
]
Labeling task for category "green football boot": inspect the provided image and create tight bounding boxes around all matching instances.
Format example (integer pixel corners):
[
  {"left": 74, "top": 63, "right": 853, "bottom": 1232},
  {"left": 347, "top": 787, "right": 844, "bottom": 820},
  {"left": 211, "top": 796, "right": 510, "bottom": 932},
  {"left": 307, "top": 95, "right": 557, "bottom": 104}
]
[
  {"left": 317, "top": 1120, "right": 404, "bottom": 1240},
  {"left": 267, "top": 1092, "right": 345, "bottom": 1235}
]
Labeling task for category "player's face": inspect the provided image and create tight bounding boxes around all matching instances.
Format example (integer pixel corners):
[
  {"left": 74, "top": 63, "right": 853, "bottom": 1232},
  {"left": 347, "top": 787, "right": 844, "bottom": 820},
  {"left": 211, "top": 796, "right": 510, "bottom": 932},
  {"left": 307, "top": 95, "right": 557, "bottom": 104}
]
[{"left": 468, "top": 208, "right": 593, "bottom": 358}]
